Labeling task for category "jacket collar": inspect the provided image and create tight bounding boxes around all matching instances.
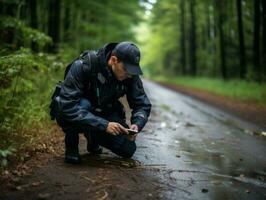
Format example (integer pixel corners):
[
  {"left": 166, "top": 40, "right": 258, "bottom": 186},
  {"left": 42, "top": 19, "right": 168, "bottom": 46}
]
[{"left": 96, "top": 43, "right": 118, "bottom": 81}]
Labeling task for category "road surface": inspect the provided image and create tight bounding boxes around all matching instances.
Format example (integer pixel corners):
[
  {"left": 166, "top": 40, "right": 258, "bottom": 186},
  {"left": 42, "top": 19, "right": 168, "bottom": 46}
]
[{"left": 1, "top": 80, "right": 266, "bottom": 200}]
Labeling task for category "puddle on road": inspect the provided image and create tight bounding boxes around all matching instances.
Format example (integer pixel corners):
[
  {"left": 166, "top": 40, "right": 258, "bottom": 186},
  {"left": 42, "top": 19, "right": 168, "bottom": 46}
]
[
  {"left": 139, "top": 81, "right": 266, "bottom": 199},
  {"left": 139, "top": 96, "right": 266, "bottom": 199}
]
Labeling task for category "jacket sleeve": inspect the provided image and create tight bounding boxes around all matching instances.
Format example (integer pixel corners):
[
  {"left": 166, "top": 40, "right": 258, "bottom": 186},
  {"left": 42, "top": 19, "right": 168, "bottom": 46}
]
[
  {"left": 58, "top": 60, "right": 109, "bottom": 131},
  {"left": 126, "top": 76, "right": 152, "bottom": 131}
]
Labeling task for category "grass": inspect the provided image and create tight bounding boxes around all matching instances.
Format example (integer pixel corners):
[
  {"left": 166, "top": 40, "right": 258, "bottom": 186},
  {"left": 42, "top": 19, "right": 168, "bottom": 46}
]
[
  {"left": 153, "top": 76, "right": 266, "bottom": 105},
  {"left": 0, "top": 48, "right": 68, "bottom": 170}
]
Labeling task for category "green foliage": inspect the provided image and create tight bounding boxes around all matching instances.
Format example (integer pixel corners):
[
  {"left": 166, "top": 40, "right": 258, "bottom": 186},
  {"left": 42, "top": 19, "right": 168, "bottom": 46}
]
[
  {"left": 0, "top": 48, "right": 65, "bottom": 168},
  {"left": 139, "top": 0, "right": 266, "bottom": 81},
  {"left": 69, "top": 0, "right": 142, "bottom": 50},
  {"left": 0, "top": 48, "right": 45, "bottom": 88},
  {"left": 154, "top": 75, "right": 266, "bottom": 105},
  {"left": 0, "top": 16, "right": 52, "bottom": 49},
  {"left": 0, "top": 147, "right": 16, "bottom": 168}
]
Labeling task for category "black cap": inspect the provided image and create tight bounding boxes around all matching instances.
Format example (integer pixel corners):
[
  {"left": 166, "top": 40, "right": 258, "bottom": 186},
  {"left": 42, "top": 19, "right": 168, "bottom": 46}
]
[{"left": 113, "top": 41, "right": 143, "bottom": 75}]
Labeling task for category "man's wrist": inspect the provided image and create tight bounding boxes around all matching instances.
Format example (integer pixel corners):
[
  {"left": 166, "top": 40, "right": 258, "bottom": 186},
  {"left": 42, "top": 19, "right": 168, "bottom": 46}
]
[{"left": 101, "top": 120, "right": 110, "bottom": 132}]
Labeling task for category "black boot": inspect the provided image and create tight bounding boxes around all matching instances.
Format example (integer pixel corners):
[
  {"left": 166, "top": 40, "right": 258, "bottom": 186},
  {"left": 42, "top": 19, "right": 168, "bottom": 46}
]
[
  {"left": 84, "top": 132, "right": 103, "bottom": 155},
  {"left": 88, "top": 145, "right": 103, "bottom": 154},
  {"left": 64, "top": 132, "right": 81, "bottom": 164}
]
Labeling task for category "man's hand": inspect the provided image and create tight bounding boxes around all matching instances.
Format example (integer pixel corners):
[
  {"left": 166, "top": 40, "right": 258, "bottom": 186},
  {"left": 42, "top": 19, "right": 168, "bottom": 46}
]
[
  {"left": 106, "top": 122, "right": 128, "bottom": 136},
  {"left": 126, "top": 124, "right": 139, "bottom": 141},
  {"left": 130, "top": 124, "right": 139, "bottom": 132}
]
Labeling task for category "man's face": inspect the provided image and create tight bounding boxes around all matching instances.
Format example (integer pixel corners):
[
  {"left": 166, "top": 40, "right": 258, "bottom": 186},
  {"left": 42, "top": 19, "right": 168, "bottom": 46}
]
[{"left": 110, "top": 56, "right": 132, "bottom": 81}]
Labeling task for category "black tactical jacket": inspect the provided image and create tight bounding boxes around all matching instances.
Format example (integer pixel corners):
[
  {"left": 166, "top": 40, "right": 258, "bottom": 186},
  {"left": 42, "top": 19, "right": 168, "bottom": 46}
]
[{"left": 56, "top": 43, "right": 152, "bottom": 132}]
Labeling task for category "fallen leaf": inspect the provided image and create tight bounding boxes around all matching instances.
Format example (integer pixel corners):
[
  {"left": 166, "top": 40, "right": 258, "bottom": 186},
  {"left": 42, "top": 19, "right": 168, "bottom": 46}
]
[
  {"left": 32, "top": 181, "right": 41, "bottom": 187},
  {"left": 245, "top": 189, "right": 250, "bottom": 193},
  {"left": 83, "top": 176, "right": 96, "bottom": 184},
  {"left": 38, "top": 193, "right": 51, "bottom": 200},
  {"left": 185, "top": 122, "right": 195, "bottom": 127},
  {"left": 98, "top": 190, "right": 108, "bottom": 200},
  {"left": 121, "top": 162, "right": 131, "bottom": 167},
  {"left": 244, "top": 129, "right": 253, "bottom": 135},
  {"left": 211, "top": 180, "right": 221, "bottom": 185},
  {"left": 3, "top": 170, "right": 10, "bottom": 176},
  {"left": 15, "top": 186, "right": 22, "bottom": 191},
  {"left": 201, "top": 188, "right": 208, "bottom": 193},
  {"left": 240, "top": 174, "right": 245, "bottom": 180}
]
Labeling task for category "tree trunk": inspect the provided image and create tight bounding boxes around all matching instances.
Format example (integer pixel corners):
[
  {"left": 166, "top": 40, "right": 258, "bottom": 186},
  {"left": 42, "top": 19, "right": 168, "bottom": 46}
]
[
  {"left": 180, "top": 0, "right": 186, "bottom": 75},
  {"left": 29, "top": 0, "right": 38, "bottom": 51},
  {"left": 189, "top": 0, "right": 197, "bottom": 76},
  {"left": 48, "top": 0, "right": 61, "bottom": 53},
  {"left": 19, "top": 0, "right": 29, "bottom": 22},
  {"left": 262, "top": 0, "right": 266, "bottom": 79},
  {"left": 253, "top": 0, "right": 261, "bottom": 81},
  {"left": 1, "top": 2, "right": 17, "bottom": 49},
  {"left": 236, "top": 0, "right": 246, "bottom": 79},
  {"left": 0, "top": 0, "right": 4, "bottom": 15},
  {"left": 217, "top": 0, "right": 227, "bottom": 79},
  {"left": 63, "top": 1, "right": 71, "bottom": 42},
  {"left": 5, "top": 2, "right": 16, "bottom": 16}
]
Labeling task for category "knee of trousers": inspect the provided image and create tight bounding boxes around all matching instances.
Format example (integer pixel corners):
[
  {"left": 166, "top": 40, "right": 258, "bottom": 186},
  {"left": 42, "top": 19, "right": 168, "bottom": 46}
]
[{"left": 116, "top": 140, "right": 137, "bottom": 158}]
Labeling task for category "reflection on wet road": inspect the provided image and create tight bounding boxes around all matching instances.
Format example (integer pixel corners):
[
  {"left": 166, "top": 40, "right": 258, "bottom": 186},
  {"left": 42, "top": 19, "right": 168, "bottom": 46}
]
[
  {"left": 2, "top": 80, "right": 265, "bottom": 200},
  {"left": 135, "top": 80, "right": 266, "bottom": 199}
]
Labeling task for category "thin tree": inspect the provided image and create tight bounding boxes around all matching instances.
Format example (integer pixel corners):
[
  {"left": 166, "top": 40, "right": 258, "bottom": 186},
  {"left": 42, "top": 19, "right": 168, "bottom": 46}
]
[
  {"left": 48, "top": 0, "right": 61, "bottom": 53},
  {"left": 29, "top": 0, "right": 38, "bottom": 51},
  {"left": 236, "top": 0, "right": 246, "bottom": 79},
  {"left": 189, "top": 0, "right": 197, "bottom": 76},
  {"left": 63, "top": 1, "right": 71, "bottom": 42},
  {"left": 217, "top": 0, "right": 227, "bottom": 79},
  {"left": 179, "top": 0, "right": 186, "bottom": 75},
  {"left": 262, "top": 0, "right": 266, "bottom": 79},
  {"left": 253, "top": 0, "right": 261, "bottom": 81}
]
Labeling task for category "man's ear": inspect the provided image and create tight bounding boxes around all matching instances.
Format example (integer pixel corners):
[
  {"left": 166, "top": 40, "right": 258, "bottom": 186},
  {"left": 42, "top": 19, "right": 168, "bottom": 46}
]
[{"left": 110, "top": 55, "right": 118, "bottom": 64}]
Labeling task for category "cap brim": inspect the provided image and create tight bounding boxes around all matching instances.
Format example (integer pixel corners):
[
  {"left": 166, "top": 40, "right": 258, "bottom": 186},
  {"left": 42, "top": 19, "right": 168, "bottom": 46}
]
[{"left": 124, "top": 63, "right": 143, "bottom": 75}]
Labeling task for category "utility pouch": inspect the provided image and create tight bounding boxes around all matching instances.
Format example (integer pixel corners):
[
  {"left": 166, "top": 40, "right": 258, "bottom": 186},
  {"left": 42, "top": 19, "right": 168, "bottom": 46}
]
[{"left": 49, "top": 81, "right": 62, "bottom": 120}]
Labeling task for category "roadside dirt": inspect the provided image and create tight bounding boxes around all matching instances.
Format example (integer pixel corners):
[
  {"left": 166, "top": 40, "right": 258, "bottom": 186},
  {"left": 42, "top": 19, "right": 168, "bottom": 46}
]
[
  {"left": 0, "top": 124, "right": 166, "bottom": 200},
  {"left": 0, "top": 125, "right": 64, "bottom": 193},
  {"left": 157, "top": 81, "right": 266, "bottom": 130}
]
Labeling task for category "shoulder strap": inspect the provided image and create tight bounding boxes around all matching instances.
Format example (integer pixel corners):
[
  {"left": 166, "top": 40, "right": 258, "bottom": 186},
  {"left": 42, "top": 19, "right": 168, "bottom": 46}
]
[
  {"left": 81, "top": 50, "right": 99, "bottom": 76},
  {"left": 63, "top": 50, "right": 102, "bottom": 106},
  {"left": 84, "top": 51, "right": 101, "bottom": 106},
  {"left": 64, "top": 50, "right": 99, "bottom": 80}
]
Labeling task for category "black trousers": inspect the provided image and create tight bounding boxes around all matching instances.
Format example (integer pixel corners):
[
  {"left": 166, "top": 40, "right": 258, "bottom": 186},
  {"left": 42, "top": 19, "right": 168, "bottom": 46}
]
[{"left": 56, "top": 101, "right": 136, "bottom": 159}]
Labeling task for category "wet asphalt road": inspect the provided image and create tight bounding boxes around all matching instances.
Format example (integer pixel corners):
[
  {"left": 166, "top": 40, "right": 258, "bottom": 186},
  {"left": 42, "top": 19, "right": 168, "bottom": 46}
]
[
  {"left": 1, "top": 80, "right": 266, "bottom": 200},
  {"left": 136, "top": 80, "right": 266, "bottom": 199}
]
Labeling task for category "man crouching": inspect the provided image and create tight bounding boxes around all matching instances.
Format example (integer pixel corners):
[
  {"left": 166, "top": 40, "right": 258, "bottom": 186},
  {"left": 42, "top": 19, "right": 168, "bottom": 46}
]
[{"left": 49, "top": 41, "right": 152, "bottom": 164}]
